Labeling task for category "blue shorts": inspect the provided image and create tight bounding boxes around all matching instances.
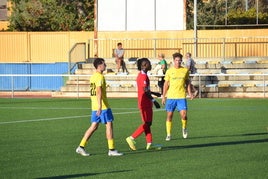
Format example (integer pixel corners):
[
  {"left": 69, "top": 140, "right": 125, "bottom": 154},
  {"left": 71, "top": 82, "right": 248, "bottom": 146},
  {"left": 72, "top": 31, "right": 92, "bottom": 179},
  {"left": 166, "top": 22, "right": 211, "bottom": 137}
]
[
  {"left": 91, "top": 108, "right": 114, "bottom": 124},
  {"left": 165, "top": 99, "right": 188, "bottom": 112}
]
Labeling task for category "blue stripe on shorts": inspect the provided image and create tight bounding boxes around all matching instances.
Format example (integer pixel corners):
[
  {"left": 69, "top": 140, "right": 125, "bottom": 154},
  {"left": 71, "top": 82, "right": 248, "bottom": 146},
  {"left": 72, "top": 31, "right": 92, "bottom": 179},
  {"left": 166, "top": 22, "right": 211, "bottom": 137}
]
[
  {"left": 91, "top": 108, "right": 114, "bottom": 124},
  {"left": 165, "top": 99, "right": 188, "bottom": 112}
]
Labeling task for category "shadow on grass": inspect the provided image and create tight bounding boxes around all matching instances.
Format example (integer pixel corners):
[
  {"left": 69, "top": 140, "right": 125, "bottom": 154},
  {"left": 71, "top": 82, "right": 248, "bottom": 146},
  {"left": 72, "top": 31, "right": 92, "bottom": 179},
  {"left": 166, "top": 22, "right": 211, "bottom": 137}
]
[
  {"left": 36, "top": 169, "right": 132, "bottom": 179},
  {"left": 163, "top": 138, "right": 268, "bottom": 151},
  {"left": 188, "top": 132, "right": 268, "bottom": 140},
  {"left": 123, "top": 132, "right": 267, "bottom": 155}
]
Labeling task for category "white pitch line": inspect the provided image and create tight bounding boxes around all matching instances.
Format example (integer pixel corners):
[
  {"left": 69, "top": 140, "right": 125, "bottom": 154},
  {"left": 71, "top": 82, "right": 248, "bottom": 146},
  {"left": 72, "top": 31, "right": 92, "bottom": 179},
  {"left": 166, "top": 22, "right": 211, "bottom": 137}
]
[
  {"left": 0, "top": 107, "right": 139, "bottom": 110},
  {"left": 0, "top": 115, "right": 90, "bottom": 125},
  {"left": 0, "top": 109, "right": 164, "bottom": 125}
]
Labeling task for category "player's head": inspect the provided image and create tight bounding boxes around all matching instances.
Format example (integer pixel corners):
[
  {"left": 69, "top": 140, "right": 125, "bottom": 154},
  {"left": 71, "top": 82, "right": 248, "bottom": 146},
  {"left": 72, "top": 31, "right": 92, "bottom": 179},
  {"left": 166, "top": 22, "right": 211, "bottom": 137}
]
[
  {"left": 172, "top": 52, "right": 183, "bottom": 67},
  {"left": 172, "top": 52, "right": 183, "bottom": 60},
  {"left": 158, "top": 53, "right": 165, "bottom": 59},
  {"left": 137, "top": 58, "right": 152, "bottom": 71},
  {"left": 93, "top": 58, "right": 106, "bottom": 69}
]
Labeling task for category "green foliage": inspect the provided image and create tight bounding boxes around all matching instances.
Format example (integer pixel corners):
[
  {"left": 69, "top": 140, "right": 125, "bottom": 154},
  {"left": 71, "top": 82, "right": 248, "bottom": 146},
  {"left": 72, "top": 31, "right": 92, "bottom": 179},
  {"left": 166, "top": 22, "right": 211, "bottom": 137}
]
[
  {"left": 7, "top": 0, "right": 268, "bottom": 31},
  {"left": 186, "top": 0, "right": 268, "bottom": 30},
  {"left": 186, "top": 0, "right": 204, "bottom": 29},
  {"left": 228, "top": 8, "right": 268, "bottom": 25},
  {"left": 8, "top": 0, "right": 94, "bottom": 31},
  {"left": 198, "top": 0, "right": 226, "bottom": 28}
]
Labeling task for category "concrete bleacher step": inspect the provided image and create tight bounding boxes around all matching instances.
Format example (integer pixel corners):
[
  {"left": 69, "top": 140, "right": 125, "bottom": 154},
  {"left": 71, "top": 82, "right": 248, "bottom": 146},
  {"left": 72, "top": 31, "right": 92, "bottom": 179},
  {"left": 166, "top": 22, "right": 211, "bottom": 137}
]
[
  {"left": 66, "top": 80, "right": 90, "bottom": 85},
  {"left": 195, "top": 69, "right": 222, "bottom": 74},
  {"left": 68, "top": 75, "right": 90, "bottom": 81},
  {"left": 54, "top": 57, "right": 268, "bottom": 98},
  {"left": 61, "top": 85, "right": 90, "bottom": 92},
  {"left": 215, "top": 75, "right": 263, "bottom": 81},
  {"left": 82, "top": 61, "right": 159, "bottom": 70},
  {"left": 75, "top": 69, "right": 95, "bottom": 75}
]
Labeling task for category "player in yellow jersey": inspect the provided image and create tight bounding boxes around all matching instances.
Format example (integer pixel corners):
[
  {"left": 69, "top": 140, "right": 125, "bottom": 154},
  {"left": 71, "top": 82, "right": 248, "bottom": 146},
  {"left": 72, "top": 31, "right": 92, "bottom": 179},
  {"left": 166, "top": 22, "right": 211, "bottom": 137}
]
[
  {"left": 76, "top": 58, "right": 123, "bottom": 156},
  {"left": 161, "top": 52, "right": 194, "bottom": 141}
]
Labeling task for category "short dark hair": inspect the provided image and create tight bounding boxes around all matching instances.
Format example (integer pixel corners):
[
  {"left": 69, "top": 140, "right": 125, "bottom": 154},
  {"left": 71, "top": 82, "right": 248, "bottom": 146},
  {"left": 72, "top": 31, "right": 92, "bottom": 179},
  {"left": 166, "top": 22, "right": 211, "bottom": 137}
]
[
  {"left": 172, "top": 52, "right": 183, "bottom": 60},
  {"left": 186, "top": 52, "right": 191, "bottom": 57},
  {"left": 93, "top": 58, "right": 105, "bottom": 69},
  {"left": 137, "top": 58, "right": 150, "bottom": 71},
  {"left": 117, "top": 42, "right": 122, "bottom": 46}
]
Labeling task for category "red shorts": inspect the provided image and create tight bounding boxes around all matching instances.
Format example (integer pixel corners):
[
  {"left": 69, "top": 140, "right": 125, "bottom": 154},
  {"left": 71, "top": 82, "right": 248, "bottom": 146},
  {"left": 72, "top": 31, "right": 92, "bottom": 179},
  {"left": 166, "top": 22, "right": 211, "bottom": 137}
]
[{"left": 139, "top": 107, "right": 153, "bottom": 122}]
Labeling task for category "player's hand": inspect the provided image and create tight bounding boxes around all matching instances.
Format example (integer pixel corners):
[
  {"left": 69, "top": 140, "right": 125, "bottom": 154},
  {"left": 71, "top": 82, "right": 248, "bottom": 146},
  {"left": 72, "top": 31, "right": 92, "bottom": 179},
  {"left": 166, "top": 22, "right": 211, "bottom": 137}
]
[
  {"left": 151, "top": 92, "right": 161, "bottom": 97},
  {"left": 161, "top": 97, "right": 166, "bottom": 105},
  {"left": 96, "top": 108, "right": 102, "bottom": 116},
  {"left": 153, "top": 100, "right": 161, "bottom": 109},
  {"left": 189, "top": 93, "right": 194, "bottom": 100}
]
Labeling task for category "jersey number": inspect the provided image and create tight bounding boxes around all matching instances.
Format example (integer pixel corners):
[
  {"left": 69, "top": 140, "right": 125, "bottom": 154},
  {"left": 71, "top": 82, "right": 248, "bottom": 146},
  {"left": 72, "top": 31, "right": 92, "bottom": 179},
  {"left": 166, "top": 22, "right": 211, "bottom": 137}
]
[{"left": 90, "top": 83, "right": 96, "bottom": 96}]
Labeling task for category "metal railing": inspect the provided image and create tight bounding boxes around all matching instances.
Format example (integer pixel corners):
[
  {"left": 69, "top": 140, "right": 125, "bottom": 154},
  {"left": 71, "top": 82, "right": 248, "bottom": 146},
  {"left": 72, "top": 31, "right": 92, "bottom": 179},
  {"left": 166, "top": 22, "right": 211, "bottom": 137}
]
[
  {"left": 88, "top": 37, "right": 268, "bottom": 60},
  {"left": 1, "top": 73, "right": 267, "bottom": 98},
  {"left": 68, "top": 42, "right": 86, "bottom": 74}
]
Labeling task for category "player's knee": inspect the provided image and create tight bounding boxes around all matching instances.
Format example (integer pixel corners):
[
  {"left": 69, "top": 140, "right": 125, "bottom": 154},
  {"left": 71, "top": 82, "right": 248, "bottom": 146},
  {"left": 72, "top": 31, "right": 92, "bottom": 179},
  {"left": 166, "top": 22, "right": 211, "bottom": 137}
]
[{"left": 145, "top": 122, "right": 152, "bottom": 126}]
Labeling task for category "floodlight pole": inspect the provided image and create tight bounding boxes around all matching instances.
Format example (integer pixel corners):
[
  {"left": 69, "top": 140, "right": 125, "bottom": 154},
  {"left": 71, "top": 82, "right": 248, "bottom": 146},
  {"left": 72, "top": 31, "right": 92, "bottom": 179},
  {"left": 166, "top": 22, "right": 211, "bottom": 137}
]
[
  {"left": 94, "top": 0, "right": 98, "bottom": 57},
  {"left": 194, "top": 0, "right": 198, "bottom": 58}
]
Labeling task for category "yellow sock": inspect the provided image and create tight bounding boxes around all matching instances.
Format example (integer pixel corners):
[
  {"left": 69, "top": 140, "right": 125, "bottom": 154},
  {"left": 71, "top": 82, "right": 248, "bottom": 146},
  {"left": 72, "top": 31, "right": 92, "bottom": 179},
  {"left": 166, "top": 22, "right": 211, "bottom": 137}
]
[
  {"left": 181, "top": 119, "right": 187, "bottom": 129},
  {"left": 79, "top": 138, "right": 87, "bottom": 148},
  {"left": 108, "top": 139, "right": 115, "bottom": 150},
  {"left": 166, "top": 121, "right": 172, "bottom": 136}
]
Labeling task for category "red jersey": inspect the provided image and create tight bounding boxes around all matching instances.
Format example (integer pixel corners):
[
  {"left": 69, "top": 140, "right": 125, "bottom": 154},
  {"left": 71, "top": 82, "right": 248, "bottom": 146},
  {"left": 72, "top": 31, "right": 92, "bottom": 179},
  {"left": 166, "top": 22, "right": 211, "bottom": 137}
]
[{"left": 136, "top": 71, "right": 153, "bottom": 109}]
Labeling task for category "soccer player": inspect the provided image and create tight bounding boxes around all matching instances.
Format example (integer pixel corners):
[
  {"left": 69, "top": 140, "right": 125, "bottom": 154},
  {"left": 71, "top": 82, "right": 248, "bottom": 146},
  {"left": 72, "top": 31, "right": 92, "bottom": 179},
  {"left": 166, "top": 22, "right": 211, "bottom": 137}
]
[
  {"left": 162, "top": 52, "right": 194, "bottom": 141},
  {"left": 76, "top": 58, "right": 123, "bottom": 156},
  {"left": 126, "top": 58, "right": 161, "bottom": 151}
]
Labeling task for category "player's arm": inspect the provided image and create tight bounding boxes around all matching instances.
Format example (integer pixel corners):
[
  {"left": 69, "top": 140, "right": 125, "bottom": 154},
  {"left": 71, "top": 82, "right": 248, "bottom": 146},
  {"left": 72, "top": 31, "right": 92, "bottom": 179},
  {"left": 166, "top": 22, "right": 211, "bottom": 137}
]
[
  {"left": 186, "top": 79, "right": 194, "bottom": 100},
  {"left": 144, "top": 87, "right": 160, "bottom": 108},
  {"left": 151, "top": 91, "right": 161, "bottom": 97},
  {"left": 96, "top": 86, "right": 102, "bottom": 116},
  {"left": 161, "top": 80, "right": 169, "bottom": 105},
  {"left": 143, "top": 86, "right": 153, "bottom": 100}
]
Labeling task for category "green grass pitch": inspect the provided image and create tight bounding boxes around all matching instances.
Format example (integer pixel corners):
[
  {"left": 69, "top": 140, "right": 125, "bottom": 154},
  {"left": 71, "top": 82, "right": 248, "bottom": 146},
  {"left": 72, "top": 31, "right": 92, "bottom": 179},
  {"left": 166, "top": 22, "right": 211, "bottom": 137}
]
[{"left": 0, "top": 98, "right": 267, "bottom": 178}]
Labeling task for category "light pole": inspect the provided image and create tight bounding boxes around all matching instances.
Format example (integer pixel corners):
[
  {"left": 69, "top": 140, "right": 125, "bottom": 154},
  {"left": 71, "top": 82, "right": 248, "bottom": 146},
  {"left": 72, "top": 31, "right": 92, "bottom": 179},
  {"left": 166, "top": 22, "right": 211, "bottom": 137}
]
[
  {"left": 94, "top": 0, "right": 98, "bottom": 57},
  {"left": 194, "top": 0, "right": 197, "bottom": 58}
]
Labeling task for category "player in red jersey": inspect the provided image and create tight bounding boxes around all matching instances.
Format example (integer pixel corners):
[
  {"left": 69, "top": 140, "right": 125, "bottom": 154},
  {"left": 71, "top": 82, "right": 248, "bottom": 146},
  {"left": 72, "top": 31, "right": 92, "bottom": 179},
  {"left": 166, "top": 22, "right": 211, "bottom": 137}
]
[{"left": 126, "top": 58, "right": 161, "bottom": 150}]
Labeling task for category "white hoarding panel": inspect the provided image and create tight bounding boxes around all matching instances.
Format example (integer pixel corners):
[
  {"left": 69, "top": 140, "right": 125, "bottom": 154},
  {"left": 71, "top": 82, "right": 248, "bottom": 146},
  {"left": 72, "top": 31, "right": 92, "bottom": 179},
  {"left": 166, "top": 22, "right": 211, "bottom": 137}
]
[
  {"left": 156, "top": 0, "right": 184, "bottom": 30},
  {"left": 98, "top": 0, "right": 126, "bottom": 31},
  {"left": 127, "top": 0, "right": 155, "bottom": 31}
]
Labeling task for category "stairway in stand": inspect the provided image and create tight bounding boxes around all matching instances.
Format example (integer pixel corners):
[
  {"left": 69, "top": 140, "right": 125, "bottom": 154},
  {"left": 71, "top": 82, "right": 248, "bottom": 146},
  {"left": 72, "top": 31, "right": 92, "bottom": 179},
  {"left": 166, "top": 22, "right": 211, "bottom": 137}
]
[{"left": 52, "top": 61, "right": 161, "bottom": 98}]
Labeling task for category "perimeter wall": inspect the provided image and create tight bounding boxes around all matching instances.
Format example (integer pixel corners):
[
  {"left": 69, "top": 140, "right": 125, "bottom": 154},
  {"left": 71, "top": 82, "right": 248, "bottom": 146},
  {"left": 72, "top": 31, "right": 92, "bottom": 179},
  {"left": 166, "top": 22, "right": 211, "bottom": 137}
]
[{"left": 1, "top": 29, "right": 268, "bottom": 63}]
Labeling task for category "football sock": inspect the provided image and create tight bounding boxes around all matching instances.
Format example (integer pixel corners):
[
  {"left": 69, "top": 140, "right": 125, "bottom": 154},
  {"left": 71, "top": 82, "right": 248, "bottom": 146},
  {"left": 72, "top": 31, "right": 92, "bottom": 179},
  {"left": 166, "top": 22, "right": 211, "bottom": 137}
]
[
  {"left": 79, "top": 138, "right": 87, "bottom": 148},
  {"left": 145, "top": 132, "right": 152, "bottom": 144},
  {"left": 146, "top": 143, "right": 152, "bottom": 148},
  {"left": 166, "top": 121, "right": 172, "bottom": 136},
  {"left": 108, "top": 139, "right": 115, "bottom": 150},
  {"left": 144, "top": 123, "right": 152, "bottom": 143},
  {"left": 181, "top": 119, "right": 187, "bottom": 129},
  {"left": 130, "top": 136, "right": 135, "bottom": 140}
]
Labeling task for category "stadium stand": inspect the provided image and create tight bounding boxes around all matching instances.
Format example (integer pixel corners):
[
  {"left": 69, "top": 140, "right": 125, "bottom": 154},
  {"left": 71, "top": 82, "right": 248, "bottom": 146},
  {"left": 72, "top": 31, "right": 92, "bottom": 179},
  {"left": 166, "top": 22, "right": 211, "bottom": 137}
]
[{"left": 52, "top": 58, "right": 268, "bottom": 98}]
